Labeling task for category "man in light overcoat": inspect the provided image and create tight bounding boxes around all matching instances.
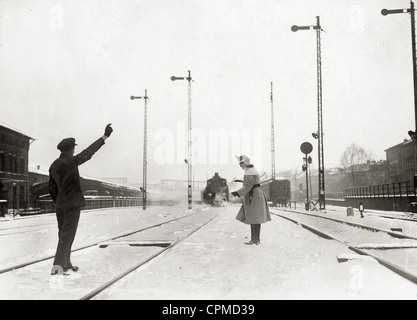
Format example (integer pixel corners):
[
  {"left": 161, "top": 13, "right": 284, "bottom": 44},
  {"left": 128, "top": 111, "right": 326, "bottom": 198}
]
[{"left": 232, "top": 155, "right": 271, "bottom": 245}]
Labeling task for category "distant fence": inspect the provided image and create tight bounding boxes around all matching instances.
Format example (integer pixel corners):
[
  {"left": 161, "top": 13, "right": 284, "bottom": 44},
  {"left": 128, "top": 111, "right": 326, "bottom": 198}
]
[
  {"left": 37, "top": 197, "right": 141, "bottom": 214},
  {"left": 27, "top": 197, "right": 177, "bottom": 215},
  {"left": 341, "top": 181, "right": 417, "bottom": 212},
  {"left": 344, "top": 181, "right": 416, "bottom": 199},
  {"left": 325, "top": 192, "right": 344, "bottom": 200}
]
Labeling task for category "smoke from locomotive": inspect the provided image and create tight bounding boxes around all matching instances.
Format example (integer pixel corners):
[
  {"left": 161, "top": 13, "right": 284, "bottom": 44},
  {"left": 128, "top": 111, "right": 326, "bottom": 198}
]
[{"left": 201, "top": 173, "right": 229, "bottom": 206}]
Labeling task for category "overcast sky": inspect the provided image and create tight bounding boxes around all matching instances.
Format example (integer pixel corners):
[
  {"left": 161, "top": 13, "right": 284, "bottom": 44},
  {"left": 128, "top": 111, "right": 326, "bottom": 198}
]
[{"left": 0, "top": 0, "right": 414, "bottom": 185}]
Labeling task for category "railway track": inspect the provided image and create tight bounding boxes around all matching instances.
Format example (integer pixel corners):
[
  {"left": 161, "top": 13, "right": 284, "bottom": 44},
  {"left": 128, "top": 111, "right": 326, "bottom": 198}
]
[
  {"left": 80, "top": 210, "right": 220, "bottom": 300},
  {"left": 270, "top": 208, "right": 417, "bottom": 285},
  {"left": 284, "top": 204, "right": 417, "bottom": 222},
  {"left": 0, "top": 209, "right": 213, "bottom": 274},
  {"left": 363, "top": 211, "right": 417, "bottom": 222},
  {"left": 3, "top": 204, "right": 415, "bottom": 299},
  {"left": 0, "top": 205, "right": 177, "bottom": 236},
  {"left": 276, "top": 207, "right": 417, "bottom": 240},
  {"left": 0, "top": 222, "right": 57, "bottom": 237},
  {"left": 0, "top": 207, "right": 221, "bottom": 300},
  {"left": 324, "top": 205, "right": 417, "bottom": 222}
]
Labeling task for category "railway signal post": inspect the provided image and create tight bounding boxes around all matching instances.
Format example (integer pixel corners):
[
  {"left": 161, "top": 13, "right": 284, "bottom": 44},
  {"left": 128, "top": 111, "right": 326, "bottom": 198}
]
[
  {"left": 270, "top": 82, "right": 276, "bottom": 181},
  {"left": 171, "top": 71, "right": 193, "bottom": 210},
  {"left": 300, "top": 142, "right": 313, "bottom": 211},
  {"left": 382, "top": 2, "right": 417, "bottom": 195},
  {"left": 292, "top": 16, "right": 326, "bottom": 211},
  {"left": 130, "top": 90, "right": 149, "bottom": 210}
]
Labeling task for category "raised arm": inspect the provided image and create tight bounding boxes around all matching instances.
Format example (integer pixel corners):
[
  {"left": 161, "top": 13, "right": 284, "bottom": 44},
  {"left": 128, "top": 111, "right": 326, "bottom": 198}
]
[{"left": 74, "top": 124, "right": 113, "bottom": 166}]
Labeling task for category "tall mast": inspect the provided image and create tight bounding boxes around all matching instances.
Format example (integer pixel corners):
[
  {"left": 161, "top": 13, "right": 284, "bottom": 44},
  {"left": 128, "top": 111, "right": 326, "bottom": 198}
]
[{"left": 270, "top": 82, "right": 276, "bottom": 181}]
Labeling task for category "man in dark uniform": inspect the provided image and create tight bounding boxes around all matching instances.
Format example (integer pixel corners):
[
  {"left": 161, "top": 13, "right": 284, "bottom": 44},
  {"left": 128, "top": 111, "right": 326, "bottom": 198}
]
[{"left": 49, "top": 124, "right": 113, "bottom": 275}]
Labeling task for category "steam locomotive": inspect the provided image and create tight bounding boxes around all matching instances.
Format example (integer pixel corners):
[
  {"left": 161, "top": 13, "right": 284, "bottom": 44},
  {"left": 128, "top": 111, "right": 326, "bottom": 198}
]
[
  {"left": 201, "top": 172, "right": 291, "bottom": 208},
  {"left": 201, "top": 173, "right": 229, "bottom": 206}
]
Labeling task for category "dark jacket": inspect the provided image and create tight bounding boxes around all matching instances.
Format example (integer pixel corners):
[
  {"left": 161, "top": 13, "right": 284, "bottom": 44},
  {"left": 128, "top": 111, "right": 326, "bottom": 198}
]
[{"left": 49, "top": 138, "right": 105, "bottom": 209}]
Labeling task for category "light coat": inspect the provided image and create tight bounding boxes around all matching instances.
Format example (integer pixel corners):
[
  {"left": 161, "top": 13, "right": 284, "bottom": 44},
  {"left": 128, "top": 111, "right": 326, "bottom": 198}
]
[{"left": 235, "top": 166, "right": 271, "bottom": 224}]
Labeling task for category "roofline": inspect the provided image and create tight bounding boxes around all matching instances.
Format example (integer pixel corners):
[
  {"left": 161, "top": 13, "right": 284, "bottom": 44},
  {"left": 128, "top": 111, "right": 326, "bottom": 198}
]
[
  {"left": 384, "top": 138, "right": 414, "bottom": 152},
  {"left": 28, "top": 166, "right": 140, "bottom": 191},
  {"left": 0, "top": 122, "right": 35, "bottom": 141}
]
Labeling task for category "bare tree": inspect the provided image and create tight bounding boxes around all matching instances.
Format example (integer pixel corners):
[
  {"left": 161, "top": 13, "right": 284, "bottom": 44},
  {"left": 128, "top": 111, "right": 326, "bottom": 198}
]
[
  {"left": 340, "top": 143, "right": 372, "bottom": 187},
  {"left": 367, "top": 160, "right": 391, "bottom": 185}
]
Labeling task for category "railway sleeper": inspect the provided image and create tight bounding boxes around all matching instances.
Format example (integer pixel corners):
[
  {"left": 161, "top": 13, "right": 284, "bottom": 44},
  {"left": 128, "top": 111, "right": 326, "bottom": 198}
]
[
  {"left": 98, "top": 240, "right": 173, "bottom": 248},
  {"left": 355, "top": 243, "right": 417, "bottom": 250},
  {"left": 336, "top": 254, "right": 376, "bottom": 263}
]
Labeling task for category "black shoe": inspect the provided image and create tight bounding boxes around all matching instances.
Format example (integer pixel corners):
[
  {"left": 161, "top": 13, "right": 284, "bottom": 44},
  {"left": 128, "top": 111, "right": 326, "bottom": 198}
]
[
  {"left": 51, "top": 271, "right": 70, "bottom": 276},
  {"left": 64, "top": 265, "right": 79, "bottom": 272}
]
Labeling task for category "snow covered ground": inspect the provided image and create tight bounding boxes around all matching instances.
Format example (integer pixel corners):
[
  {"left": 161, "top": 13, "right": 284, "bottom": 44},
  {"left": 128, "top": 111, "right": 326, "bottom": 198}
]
[
  {"left": 94, "top": 204, "right": 417, "bottom": 300},
  {"left": 0, "top": 203, "right": 195, "bottom": 272},
  {"left": 1, "top": 202, "right": 417, "bottom": 300}
]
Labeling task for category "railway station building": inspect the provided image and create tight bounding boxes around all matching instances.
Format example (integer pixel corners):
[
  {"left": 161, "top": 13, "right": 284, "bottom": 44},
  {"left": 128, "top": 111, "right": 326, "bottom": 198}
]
[
  {"left": 0, "top": 122, "right": 34, "bottom": 215},
  {"left": 385, "top": 138, "right": 416, "bottom": 184}
]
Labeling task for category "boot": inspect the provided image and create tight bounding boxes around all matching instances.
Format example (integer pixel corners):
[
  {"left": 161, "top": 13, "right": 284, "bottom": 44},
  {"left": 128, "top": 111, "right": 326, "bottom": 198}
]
[
  {"left": 245, "top": 225, "right": 256, "bottom": 245},
  {"left": 254, "top": 224, "right": 261, "bottom": 245}
]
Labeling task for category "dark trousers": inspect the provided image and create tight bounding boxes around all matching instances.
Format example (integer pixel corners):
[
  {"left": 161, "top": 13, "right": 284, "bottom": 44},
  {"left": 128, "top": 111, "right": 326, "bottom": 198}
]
[
  {"left": 250, "top": 224, "right": 261, "bottom": 242},
  {"left": 53, "top": 206, "right": 81, "bottom": 268}
]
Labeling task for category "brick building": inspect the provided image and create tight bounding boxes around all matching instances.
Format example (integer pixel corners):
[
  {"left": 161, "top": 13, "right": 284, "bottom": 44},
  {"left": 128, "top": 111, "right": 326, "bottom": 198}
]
[
  {"left": 385, "top": 138, "right": 416, "bottom": 184},
  {"left": 0, "top": 122, "right": 34, "bottom": 214}
]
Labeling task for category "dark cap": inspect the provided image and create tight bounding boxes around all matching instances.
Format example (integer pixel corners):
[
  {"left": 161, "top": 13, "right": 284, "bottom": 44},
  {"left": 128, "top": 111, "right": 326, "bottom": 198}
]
[{"left": 57, "top": 138, "right": 77, "bottom": 152}]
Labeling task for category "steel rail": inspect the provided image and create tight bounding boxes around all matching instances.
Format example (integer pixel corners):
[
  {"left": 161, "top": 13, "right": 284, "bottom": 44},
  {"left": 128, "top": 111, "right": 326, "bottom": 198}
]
[
  {"left": 272, "top": 208, "right": 417, "bottom": 240},
  {"left": 271, "top": 211, "right": 417, "bottom": 285},
  {"left": 323, "top": 206, "right": 417, "bottom": 222},
  {"left": 79, "top": 211, "right": 221, "bottom": 300},
  {"left": 0, "top": 222, "right": 56, "bottom": 232},
  {"left": 0, "top": 211, "right": 200, "bottom": 275}
]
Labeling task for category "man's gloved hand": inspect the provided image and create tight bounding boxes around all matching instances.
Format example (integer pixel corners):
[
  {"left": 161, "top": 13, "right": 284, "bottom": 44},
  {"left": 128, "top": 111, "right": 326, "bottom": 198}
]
[
  {"left": 104, "top": 124, "right": 113, "bottom": 137},
  {"left": 231, "top": 191, "right": 239, "bottom": 197}
]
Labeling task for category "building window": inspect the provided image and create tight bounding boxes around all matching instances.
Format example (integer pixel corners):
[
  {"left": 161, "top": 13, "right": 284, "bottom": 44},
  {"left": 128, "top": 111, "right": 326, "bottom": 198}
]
[
  {"left": 20, "top": 156, "right": 25, "bottom": 174},
  {"left": 16, "top": 156, "right": 20, "bottom": 174},
  {"left": 0, "top": 151, "right": 4, "bottom": 171},
  {"left": 12, "top": 154, "right": 17, "bottom": 173},
  {"left": 19, "top": 185, "right": 25, "bottom": 208},
  {"left": 8, "top": 153, "right": 12, "bottom": 173}
]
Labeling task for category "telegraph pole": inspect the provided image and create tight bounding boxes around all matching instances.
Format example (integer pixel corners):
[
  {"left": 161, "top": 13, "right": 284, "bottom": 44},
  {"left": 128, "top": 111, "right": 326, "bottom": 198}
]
[
  {"left": 270, "top": 82, "right": 276, "bottom": 181},
  {"left": 292, "top": 16, "right": 326, "bottom": 210},
  {"left": 171, "top": 71, "right": 193, "bottom": 209},
  {"left": 382, "top": 1, "right": 417, "bottom": 186},
  {"left": 130, "top": 89, "right": 149, "bottom": 210}
]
